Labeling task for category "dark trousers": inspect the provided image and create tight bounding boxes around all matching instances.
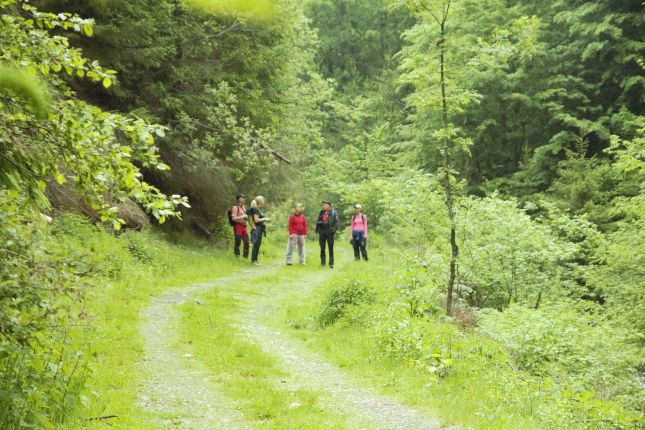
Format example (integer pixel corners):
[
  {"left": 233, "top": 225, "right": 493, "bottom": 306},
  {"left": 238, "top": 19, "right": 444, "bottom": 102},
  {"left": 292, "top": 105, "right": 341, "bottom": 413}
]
[
  {"left": 319, "top": 231, "right": 335, "bottom": 266},
  {"left": 251, "top": 225, "right": 265, "bottom": 262},
  {"left": 234, "top": 232, "right": 249, "bottom": 258},
  {"left": 352, "top": 231, "right": 368, "bottom": 260}
]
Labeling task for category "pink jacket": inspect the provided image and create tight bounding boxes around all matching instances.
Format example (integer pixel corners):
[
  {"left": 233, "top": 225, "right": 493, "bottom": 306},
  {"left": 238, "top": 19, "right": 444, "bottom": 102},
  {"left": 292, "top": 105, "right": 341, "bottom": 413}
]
[{"left": 350, "top": 214, "right": 368, "bottom": 238}]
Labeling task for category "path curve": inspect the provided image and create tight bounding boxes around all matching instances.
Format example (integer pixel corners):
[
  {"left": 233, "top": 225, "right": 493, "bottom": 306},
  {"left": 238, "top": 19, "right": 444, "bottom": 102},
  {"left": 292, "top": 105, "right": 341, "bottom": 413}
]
[
  {"left": 234, "top": 271, "right": 459, "bottom": 430},
  {"left": 137, "top": 260, "right": 459, "bottom": 429},
  {"left": 137, "top": 269, "right": 269, "bottom": 430}
]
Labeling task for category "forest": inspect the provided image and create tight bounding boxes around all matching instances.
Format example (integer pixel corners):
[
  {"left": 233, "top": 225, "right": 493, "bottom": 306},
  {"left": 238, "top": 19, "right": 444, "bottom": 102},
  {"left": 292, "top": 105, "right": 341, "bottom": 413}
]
[{"left": 0, "top": 0, "right": 643, "bottom": 429}]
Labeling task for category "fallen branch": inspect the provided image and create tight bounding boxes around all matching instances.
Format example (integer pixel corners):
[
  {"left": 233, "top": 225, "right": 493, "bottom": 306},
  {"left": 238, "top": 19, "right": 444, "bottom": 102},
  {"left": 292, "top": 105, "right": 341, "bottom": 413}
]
[
  {"left": 251, "top": 137, "right": 292, "bottom": 164},
  {"left": 192, "top": 219, "right": 212, "bottom": 238}
]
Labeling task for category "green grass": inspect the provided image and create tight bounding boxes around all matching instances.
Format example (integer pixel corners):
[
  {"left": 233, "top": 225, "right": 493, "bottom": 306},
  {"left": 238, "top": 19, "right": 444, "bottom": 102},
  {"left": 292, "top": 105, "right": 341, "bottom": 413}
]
[
  {"left": 63, "top": 227, "right": 257, "bottom": 430},
  {"left": 268, "top": 245, "right": 631, "bottom": 430},
  {"left": 175, "top": 282, "right": 353, "bottom": 429},
  {"left": 170, "top": 242, "right": 545, "bottom": 429},
  {"left": 62, "top": 223, "right": 639, "bottom": 429},
  {"left": 274, "top": 253, "right": 539, "bottom": 429}
]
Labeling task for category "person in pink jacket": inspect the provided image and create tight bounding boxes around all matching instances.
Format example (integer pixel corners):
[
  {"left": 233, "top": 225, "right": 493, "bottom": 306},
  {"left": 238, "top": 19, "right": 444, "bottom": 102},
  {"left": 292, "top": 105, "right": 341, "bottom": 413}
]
[{"left": 350, "top": 204, "right": 368, "bottom": 261}]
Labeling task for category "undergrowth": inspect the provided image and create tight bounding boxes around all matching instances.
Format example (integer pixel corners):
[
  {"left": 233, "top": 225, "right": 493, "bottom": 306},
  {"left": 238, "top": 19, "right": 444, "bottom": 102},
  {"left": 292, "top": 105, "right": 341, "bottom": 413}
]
[{"left": 295, "top": 240, "right": 644, "bottom": 430}]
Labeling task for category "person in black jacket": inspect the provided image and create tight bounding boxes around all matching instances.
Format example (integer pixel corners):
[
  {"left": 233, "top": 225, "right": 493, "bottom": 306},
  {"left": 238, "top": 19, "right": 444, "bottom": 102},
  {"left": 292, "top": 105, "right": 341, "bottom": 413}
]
[
  {"left": 315, "top": 200, "right": 338, "bottom": 268},
  {"left": 248, "top": 196, "right": 271, "bottom": 265}
]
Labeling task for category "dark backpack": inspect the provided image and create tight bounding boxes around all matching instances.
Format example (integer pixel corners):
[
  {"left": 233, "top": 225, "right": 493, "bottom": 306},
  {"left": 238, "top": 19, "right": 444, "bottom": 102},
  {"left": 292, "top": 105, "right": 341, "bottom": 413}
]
[
  {"left": 352, "top": 214, "right": 366, "bottom": 225},
  {"left": 227, "top": 206, "right": 235, "bottom": 226}
]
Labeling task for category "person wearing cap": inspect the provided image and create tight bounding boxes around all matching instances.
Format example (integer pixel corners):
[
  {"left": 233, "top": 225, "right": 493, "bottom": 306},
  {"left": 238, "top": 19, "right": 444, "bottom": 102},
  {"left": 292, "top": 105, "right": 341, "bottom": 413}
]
[
  {"left": 350, "top": 204, "right": 368, "bottom": 261},
  {"left": 231, "top": 193, "right": 249, "bottom": 258},
  {"left": 315, "top": 200, "right": 338, "bottom": 268}
]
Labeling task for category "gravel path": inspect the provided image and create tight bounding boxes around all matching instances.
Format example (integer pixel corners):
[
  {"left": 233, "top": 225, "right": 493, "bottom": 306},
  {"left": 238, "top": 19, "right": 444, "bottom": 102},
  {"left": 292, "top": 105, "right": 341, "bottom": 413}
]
[
  {"left": 234, "top": 271, "right": 459, "bottom": 430},
  {"left": 137, "top": 261, "right": 459, "bottom": 430},
  {"left": 137, "top": 269, "right": 266, "bottom": 430}
]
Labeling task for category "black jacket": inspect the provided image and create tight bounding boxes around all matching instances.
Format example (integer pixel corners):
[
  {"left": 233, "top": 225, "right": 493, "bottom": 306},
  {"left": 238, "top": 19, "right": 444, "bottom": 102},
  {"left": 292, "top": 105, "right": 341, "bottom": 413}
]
[{"left": 316, "top": 209, "right": 338, "bottom": 234}]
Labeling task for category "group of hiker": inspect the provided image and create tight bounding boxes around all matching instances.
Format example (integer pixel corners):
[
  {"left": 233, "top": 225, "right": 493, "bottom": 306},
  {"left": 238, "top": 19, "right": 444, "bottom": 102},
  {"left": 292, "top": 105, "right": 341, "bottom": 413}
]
[{"left": 229, "top": 194, "right": 368, "bottom": 267}]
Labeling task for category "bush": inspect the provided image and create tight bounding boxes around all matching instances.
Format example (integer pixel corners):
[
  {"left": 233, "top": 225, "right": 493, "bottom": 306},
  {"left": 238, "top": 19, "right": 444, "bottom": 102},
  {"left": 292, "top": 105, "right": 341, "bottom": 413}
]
[
  {"left": 371, "top": 308, "right": 425, "bottom": 362},
  {"left": 318, "top": 279, "right": 374, "bottom": 327},
  {"left": 457, "top": 196, "right": 577, "bottom": 310},
  {"left": 370, "top": 304, "right": 456, "bottom": 377},
  {"left": 588, "top": 222, "right": 645, "bottom": 336},
  {"left": 125, "top": 230, "right": 156, "bottom": 264},
  {"left": 394, "top": 264, "right": 444, "bottom": 317},
  {"left": 478, "top": 303, "right": 643, "bottom": 409},
  {"left": 337, "top": 175, "right": 584, "bottom": 312},
  {"left": 50, "top": 214, "right": 131, "bottom": 279},
  {"left": 0, "top": 192, "right": 88, "bottom": 429}
]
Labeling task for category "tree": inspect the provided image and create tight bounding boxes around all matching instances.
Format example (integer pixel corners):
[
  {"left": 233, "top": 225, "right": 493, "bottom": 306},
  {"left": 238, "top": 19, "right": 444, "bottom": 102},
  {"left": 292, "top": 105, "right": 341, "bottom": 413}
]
[
  {"left": 394, "top": 0, "right": 544, "bottom": 315},
  {"left": 0, "top": 0, "right": 187, "bottom": 227},
  {"left": 0, "top": 1, "right": 188, "bottom": 426},
  {"left": 395, "top": 0, "right": 473, "bottom": 316},
  {"left": 475, "top": 0, "right": 643, "bottom": 205},
  {"left": 43, "top": 0, "right": 328, "bottom": 227}
]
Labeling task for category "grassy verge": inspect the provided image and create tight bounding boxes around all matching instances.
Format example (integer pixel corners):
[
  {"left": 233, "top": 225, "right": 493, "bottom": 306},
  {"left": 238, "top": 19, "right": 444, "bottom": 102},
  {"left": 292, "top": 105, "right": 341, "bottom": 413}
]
[
  {"left": 172, "top": 242, "right": 535, "bottom": 429},
  {"left": 273, "top": 256, "right": 531, "bottom": 429},
  {"left": 60, "top": 218, "right": 638, "bottom": 429},
  {"left": 62, "top": 222, "right": 258, "bottom": 430},
  {"left": 273, "top": 242, "right": 636, "bottom": 430}
]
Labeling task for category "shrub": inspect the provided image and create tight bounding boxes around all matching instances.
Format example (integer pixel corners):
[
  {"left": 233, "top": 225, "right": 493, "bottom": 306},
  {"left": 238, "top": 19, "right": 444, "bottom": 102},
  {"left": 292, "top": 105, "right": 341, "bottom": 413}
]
[
  {"left": 372, "top": 311, "right": 425, "bottom": 362},
  {"left": 457, "top": 196, "right": 577, "bottom": 310},
  {"left": 370, "top": 305, "right": 455, "bottom": 377},
  {"left": 50, "top": 214, "right": 130, "bottom": 279},
  {"left": 0, "top": 192, "right": 88, "bottom": 429},
  {"left": 318, "top": 279, "right": 374, "bottom": 327},
  {"left": 478, "top": 303, "right": 643, "bottom": 408},
  {"left": 125, "top": 231, "right": 155, "bottom": 264},
  {"left": 588, "top": 222, "right": 645, "bottom": 336}
]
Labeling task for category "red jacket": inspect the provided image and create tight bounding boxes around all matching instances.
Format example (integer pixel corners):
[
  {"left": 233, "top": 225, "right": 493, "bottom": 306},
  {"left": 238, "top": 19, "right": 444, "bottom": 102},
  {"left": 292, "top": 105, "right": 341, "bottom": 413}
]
[{"left": 288, "top": 213, "right": 308, "bottom": 235}]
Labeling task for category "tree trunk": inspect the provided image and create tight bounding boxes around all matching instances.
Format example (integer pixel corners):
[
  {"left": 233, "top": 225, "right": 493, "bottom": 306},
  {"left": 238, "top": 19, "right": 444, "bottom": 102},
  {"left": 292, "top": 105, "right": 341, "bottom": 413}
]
[{"left": 438, "top": 13, "right": 458, "bottom": 317}]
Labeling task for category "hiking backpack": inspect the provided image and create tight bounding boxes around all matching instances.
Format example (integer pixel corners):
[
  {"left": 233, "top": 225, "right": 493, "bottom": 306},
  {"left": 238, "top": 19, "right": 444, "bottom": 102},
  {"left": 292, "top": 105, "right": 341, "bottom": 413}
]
[
  {"left": 352, "top": 214, "right": 366, "bottom": 225},
  {"left": 227, "top": 207, "right": 235, "bottom": 226}
]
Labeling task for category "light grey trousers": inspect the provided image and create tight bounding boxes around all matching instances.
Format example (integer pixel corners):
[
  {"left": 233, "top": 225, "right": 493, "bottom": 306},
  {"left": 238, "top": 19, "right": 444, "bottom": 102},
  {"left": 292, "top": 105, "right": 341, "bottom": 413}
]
[{"left": 285, "top": 234, "right": 306, "bottom": 264}]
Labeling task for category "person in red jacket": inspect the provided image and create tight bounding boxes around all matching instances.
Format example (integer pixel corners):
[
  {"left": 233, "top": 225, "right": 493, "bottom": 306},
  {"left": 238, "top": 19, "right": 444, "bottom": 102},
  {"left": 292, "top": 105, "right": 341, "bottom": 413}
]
[{"left": 286, "top": 203, "right": 308, "bottom": 265}]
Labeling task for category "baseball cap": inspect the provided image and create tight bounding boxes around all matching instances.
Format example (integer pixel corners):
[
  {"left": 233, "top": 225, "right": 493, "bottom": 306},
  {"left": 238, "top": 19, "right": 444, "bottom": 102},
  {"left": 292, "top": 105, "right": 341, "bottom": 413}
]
[{"left": 355, "top": 204, "right": 362, "bottom": 209}]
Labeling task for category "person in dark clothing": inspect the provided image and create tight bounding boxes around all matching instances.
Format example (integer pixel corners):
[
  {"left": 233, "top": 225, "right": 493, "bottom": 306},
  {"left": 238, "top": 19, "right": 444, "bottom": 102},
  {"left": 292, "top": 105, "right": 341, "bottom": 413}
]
[
  {"left": 315, "top": 200, "right": 338, "bottom": 268},
  {"left": 231, "top": 193, "right": 249, "bottom": 258},
  {"left": 248, "top": 196, "right": 271, "bottom": 265}
]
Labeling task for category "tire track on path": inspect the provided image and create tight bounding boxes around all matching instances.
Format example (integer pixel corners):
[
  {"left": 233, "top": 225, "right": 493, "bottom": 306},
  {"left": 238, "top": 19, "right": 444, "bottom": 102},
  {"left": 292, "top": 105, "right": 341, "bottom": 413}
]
[
  {"left": 137, "top": 257, "right": 459, "bottom": 429},
  {"left": 233, "top": 265, "right": 460, "bottom": 430},
  {"left": 137, "top": 267, "right": 273, "bottom": 430}
]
